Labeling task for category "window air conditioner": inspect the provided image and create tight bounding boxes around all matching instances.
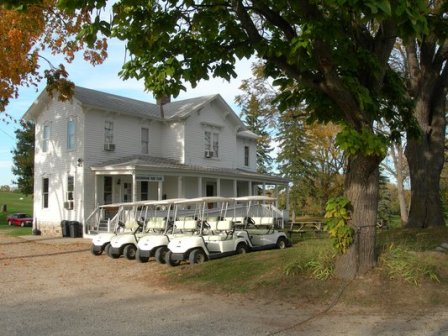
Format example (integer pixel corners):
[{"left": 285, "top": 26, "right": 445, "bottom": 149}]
[
  {"left": 104, "top": 143, "right": 115, "bottom": 151},
  {"left": 204, "top": 150, "right": 214, "bottom": 158}
]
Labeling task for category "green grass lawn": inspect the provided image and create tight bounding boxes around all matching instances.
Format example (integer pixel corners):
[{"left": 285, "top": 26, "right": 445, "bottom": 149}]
[
  {"left": 0, "top": 191, "right": 33, "bottom": 236},
  {"left": 160, "top": 226, "right": 448, "bottom": 309}
]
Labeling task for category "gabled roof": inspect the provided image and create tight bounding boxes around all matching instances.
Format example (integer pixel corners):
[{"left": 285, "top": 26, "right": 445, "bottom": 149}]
[
  {"left": 73, "top": 86, "right": 162, "bottom": 119},
  {"left": 91, "top": 155, "right": 288, "bottom": 184},
  {"left": 24, "top": 86, "right": 246, "bottom": 130}
]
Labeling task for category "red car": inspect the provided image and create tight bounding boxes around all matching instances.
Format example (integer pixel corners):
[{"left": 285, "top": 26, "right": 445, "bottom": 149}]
[{"left": 7, "top": 213, "right": 33, "bottom": 227}]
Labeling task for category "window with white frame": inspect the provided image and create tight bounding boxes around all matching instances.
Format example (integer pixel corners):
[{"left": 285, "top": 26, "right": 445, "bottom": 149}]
[
  {"left": 67, "top": 118, "right": 76, "bottom": 150},
  {"left": 244, "top": 146, "right": 249, "bottom": 166},
  {"left": 141, "top": 127, "right": 149, "bottom": 154},
  {"left": 42, "top": 123, "right": 50, "bottom": 153},
  {"left": 104, "top": 120, "right": 114, "bottom": 144},
  {"left": 42, "top": 178, "right": 49, "bottom": 208},
  {"left": 67, "top": 175, "right": 74, "bottom": 201},
  {"left": 204, "top": 131, "right": 219, "bottom": 158}
]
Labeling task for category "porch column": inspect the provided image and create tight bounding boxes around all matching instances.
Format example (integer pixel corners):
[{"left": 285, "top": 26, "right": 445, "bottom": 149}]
[
  {"left": 177, "top": 176, "right": 183, "bottom": 198},
  {"left": 262, "top": 182, "right": 266, "bottom": 196},
  {"left": 274, "top": 185, "right": 279, "bottom": 207},
  {"left": 132, "top": 173, "right": 137, "bottom": 202},
  {"left": 217, "top": 178, "right": 221, "bottom": 196},
  {"left": 94, "top": 174, "right": 98, "bottom": 206},
  {"left": 198, "top": 177, "right": 203, "bottom": 197},
  {"left": 158, "top": 181, "right": 163, "bottom": 200},
  {"left": 248, "top": 181, "right": 252, "bottom": 196},
  {"left": 233, "top": 180, "right": 237, "bottom": 197}
]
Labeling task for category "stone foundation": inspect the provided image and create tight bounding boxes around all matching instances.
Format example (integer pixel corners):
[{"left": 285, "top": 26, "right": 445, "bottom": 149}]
[{"left": 35, "top": 221, "right": 62, "bottom": 237}]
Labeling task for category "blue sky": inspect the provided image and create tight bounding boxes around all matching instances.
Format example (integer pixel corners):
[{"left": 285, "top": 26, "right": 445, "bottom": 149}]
[{"left": 0, "top": 39, "right": 254, "bottom": 187}]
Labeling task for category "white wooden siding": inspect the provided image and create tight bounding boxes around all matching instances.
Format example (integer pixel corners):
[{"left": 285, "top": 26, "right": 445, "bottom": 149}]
[{"left": 33, "top": 97, "right": 85, "bottom": 227}]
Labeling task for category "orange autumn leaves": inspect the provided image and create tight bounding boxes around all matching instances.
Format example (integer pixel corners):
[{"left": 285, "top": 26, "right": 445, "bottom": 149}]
[
  {"left": 0, "top": 3, "right": 43, "bottom": 108},
  {"left": 0, "top": 1, "right": 108, "bottom": 112}
]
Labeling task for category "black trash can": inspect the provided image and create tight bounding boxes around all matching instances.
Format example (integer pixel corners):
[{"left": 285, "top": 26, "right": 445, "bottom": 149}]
[
  {"left": 61, "top": 220, "right": 70, "bottom": 237},
  {"left": 69, "top": 221, "right": 82, "bottom": 238}
]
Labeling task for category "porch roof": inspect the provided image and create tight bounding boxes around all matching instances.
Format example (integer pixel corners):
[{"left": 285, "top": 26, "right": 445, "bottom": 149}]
[{"left": 90, "top": 155, "right": 289, "bottom": 185}]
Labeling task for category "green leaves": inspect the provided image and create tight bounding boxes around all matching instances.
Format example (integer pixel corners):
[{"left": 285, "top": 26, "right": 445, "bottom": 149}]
[
  {"left": 336, "top": 127, "right": 388, "bottom": 157},
  {"left": 324, "top": 196, "right": 354, "bottom": 253}
]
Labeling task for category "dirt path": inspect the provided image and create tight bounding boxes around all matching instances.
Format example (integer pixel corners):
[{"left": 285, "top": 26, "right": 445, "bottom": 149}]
[{"left": 1, "top": 233, "right": 447, "bottom": 335}]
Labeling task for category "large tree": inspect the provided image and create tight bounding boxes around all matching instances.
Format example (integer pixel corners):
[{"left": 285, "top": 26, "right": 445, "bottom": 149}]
[
  {"left": 63, "top": 0, "right": 425, "bottom": 278},
  {"left": 401, "top": 1, "right": 448, "bottom": 228},
  {"left": 11, "top": 121, "right": 35, "bottom": 195}
]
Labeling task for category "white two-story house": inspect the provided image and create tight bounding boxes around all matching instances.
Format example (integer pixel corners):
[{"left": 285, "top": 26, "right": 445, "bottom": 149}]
[{"left": 23, "top": 86, "right": 288, "bottom": 236}]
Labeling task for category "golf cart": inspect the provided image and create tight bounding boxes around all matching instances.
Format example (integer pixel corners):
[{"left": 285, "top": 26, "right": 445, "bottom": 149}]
[
  {"left": 109, "top": 199, "right": 180, "bottom": 260},
  {"left": 135, "top": 198, "right": 188, "bottom": 263},
  {"left": 234, "top": 196, "right": 291, "bottom": 251},
  {"left": 89, "top": 202, "right": 146, "bottom": 256},
  {"left": 165, "top": 197, "right": 251, "bottom": 266}
]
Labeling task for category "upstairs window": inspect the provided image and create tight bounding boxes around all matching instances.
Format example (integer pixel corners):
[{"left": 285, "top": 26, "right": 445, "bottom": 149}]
[
  {"left": 42, "top": 123, "right": 50, "bottom": 153},
  {"left": 204, "top": 131, "right": 219, "bottom": 158},
  {"left": 105, "top": 121, "right": 114, "bottom": 144},
  {"left": 67, "top": 118, "right": 76, "bottom": 151},
  {"left": 141, "top": 127, "right": 149, "bottom": 154},
  {"left": 244, "top": 146, "right": 249, "bottom": 166}
]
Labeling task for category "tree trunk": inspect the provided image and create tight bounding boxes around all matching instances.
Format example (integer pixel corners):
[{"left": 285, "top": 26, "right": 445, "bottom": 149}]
[
  {"left": 405, "top": 97, "right": 446, "bottom": 228},
  {"left": 335, "top": 153, "right": 381, "bottom": 279},
  {"left": 390, "top": 143, "right": 408, "bottom": 226}
]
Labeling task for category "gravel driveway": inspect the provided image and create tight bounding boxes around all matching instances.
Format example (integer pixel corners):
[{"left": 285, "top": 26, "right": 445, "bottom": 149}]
[{"left": 1, "top": 234, "right": 447, "bottom": 336}]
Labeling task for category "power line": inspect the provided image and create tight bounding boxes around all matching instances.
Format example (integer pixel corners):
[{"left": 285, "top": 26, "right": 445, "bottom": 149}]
[{"left": 0, "top": 127, "right": 15, "bottom": 140}]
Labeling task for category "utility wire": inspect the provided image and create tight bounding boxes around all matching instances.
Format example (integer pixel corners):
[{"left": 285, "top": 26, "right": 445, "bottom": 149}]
[{"left": 267, "top": 278, "right": 353, "bottom": 335}]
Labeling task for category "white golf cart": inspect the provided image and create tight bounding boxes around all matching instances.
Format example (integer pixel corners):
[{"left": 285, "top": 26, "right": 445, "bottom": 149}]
[
  {"left": 135, "top": 198, "right": 186, "bottom": 263},
  {"left": 107, "top": 200, "right": 171, "bottom": 260},
  {"left": 234, "top": 196, "right": 291, "bottom": 251},
  {"left": 165, "top": 197, "right": 251, "bottom": 266},
  {"left": 89, "top": 201, "right": 145, "bottom": 256}
]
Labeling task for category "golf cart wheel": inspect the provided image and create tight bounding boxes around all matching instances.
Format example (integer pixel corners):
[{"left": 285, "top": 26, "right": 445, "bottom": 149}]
[
  {"left": 109, "top": 248, "right": 121, "bottom": 259},
  {"left": 124, "top": 244, "right": 137, "bottom": 260},
  {"left": 189, "top": 248, "right": 206, "bottom": 265},
  {"left": 236, "top": 243, "right": 248, "bottom": 254},
  {"left": 90, "top": 244, "right": 102, "bottom": 256},
  {"left": 155, "top": 246, "right": 168, "bottom": 264},
  {"left": 276, "top": 237, "right": 287, "bottom": 249},
  {"left": 165, "top": 251, "right": 180, "bottom": 267},
  {"left": 136, "top": 249, "right": 149, "bottom": 263}
]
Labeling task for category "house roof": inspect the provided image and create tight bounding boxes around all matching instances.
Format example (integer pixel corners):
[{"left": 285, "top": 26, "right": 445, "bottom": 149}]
[
  {"left": 24, "top": 86, "right": 249, "bottom": 132},
  {"left": 90, "top": 155, "right": 288, "bottom": 184}
]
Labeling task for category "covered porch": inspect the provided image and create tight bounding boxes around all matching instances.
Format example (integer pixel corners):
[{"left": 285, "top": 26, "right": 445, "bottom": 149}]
[{"left": 90, "top": 155, "right": 289, "bottom": 210}]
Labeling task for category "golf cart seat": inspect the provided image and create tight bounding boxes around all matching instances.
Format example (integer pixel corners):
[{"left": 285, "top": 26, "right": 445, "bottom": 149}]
[
  {"left": 145, "top": 217, "right": 166, "bottom": 232},
  {"left": 230, "top": 217, "right": 246, "bottom": 229},
  {"left": 247, "top": 217, "right": 275, "bottom": 234},
  {"left": 174, "top": 219, "right": 198, "bottom": 233},
  {"left": 205, "top": 220, "right": 233, "bottom": 240},
  {"left": 124, "top": 218, "right": 140, "bottom": 231}
]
